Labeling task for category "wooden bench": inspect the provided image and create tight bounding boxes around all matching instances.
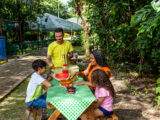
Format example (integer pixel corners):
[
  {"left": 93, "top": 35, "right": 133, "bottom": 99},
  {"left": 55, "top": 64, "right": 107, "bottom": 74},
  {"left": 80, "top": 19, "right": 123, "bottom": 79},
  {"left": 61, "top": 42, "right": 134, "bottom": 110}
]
[
  {"left": 81, "top": 102, "right": 118, "bottom": 120},
  {"left": 99, "top": 113, "right": 118, "bottom": 120},
  {"left": 23, "top": 106, "right": 42, "bottom": 120}
]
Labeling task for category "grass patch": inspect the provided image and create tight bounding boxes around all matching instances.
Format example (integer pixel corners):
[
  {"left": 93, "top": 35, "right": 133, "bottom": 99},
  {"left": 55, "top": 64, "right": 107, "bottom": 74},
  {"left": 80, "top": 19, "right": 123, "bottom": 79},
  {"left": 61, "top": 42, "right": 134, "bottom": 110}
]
[
  {"left": 0, "top": 77, "right": 30, "bottom": 120},
  {"left": 73, "top": 46, "right": 85, "bottom": 52}
]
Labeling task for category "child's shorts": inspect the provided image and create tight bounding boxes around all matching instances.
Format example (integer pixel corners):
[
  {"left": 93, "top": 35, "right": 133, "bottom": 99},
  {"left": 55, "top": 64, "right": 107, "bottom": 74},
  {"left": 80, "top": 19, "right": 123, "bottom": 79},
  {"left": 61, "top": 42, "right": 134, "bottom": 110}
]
[
  {"left": 99, "top": 106, "right": 113, "bottom": 116},
  {"left": 26, "top": 94, "right": 46, "bottom": 108}
]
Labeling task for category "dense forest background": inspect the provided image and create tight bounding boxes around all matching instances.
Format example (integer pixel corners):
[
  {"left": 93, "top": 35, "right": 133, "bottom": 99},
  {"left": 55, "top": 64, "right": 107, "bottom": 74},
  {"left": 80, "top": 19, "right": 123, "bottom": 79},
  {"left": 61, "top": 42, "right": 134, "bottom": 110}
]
[{"left": 69, "top": 0, "right": 160, "bottom": 76}]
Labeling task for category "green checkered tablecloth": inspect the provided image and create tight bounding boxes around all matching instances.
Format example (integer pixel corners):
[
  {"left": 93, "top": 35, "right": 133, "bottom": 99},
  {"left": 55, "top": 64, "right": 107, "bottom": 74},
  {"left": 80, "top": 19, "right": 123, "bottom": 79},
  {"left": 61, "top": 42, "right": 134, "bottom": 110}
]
[{"left": 47, "top": 76, "right": 96, "bottom": 120}]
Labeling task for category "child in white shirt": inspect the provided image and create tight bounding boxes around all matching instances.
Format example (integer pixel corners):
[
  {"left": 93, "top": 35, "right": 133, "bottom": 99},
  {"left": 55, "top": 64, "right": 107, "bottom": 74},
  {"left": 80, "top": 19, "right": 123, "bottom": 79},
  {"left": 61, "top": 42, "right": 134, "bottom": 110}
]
[{"left": 25, "top": 59, "right": 52, "bottom": 108}]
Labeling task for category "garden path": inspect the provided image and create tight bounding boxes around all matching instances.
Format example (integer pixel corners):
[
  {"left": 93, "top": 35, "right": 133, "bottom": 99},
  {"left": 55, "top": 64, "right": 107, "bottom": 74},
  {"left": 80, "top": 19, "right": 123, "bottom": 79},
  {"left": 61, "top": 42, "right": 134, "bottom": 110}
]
[{"left": 0, "top": 48, "right": 47, "bottom": 101}]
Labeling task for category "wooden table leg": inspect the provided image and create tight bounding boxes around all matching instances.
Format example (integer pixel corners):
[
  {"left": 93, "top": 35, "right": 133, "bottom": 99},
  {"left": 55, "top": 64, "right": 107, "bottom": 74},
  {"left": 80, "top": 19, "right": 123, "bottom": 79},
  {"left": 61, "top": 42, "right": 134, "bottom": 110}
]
[
  {"left": 86, "top": 104, "right": 95, "bottom": 120},
  {"left": 48, "top": 109, "right": 61, "bottom": 120},
  {"left": 81, "top": 103, "right": 95, "bottom": 120},
  {"left": 47, "top": 103, "right": 55, "bottom": 109}
]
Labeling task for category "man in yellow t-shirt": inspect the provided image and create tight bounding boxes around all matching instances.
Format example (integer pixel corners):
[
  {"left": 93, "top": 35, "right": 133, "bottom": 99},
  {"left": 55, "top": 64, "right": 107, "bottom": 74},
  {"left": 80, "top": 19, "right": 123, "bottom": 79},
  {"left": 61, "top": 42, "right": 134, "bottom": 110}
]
[{"left": 46, "top": 28, "right": 73, "bottom": 67}]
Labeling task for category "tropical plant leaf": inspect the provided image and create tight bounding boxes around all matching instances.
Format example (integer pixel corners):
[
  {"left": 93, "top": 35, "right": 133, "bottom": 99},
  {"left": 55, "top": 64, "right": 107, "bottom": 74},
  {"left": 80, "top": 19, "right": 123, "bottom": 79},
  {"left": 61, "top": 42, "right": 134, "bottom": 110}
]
[
  {"left": 158, "top": 96, "right": 160, "bottom": 102},
  {"left": 157, "top": 77, "right": 160, "bottom": 84},
  {"left": 156, "top": 87, "right": 160, "bottom": 94},
  {"left": 151, "top": 0, "right": 160, "bottom": 12}
]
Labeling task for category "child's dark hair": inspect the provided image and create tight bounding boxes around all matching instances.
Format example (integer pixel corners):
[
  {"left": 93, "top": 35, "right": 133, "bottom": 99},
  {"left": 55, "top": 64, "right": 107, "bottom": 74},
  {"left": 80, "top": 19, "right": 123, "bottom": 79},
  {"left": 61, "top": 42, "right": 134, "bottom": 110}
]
[
  {"left": 91, "top": 69, "right": 115, "bottom": 97},
  {"left": 32, "top": 59, "right": 46, "bottom": 71}
]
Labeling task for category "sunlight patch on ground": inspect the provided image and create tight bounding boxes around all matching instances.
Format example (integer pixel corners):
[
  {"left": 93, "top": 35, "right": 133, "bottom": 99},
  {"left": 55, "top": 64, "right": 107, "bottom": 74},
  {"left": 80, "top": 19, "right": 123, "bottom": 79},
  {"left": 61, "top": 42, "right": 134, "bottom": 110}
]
[
  {"left": 21, "top": 56, "right": 46, "bottom": 60},
  {"left": 0, "top": 78, "right": 30, "bottom": 119},
  {"left": 0, "top": 77, "right": 5, "bottom": 79},
  {"left": 10, "top": 76, "right": 23, "bottom": 80},
  {"left": 0, "top": 107, "right": 11, "bottom": 112},
  {"left": 128, "top": 72, "right": 139, "bottom": 77}
]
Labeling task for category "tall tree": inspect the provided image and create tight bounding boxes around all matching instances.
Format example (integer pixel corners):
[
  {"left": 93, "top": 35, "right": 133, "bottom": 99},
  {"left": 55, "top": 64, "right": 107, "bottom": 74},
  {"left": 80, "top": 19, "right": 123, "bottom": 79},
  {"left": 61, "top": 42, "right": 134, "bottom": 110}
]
[{"left": 69, "top": 0, "right": 90, "bottom": 55}]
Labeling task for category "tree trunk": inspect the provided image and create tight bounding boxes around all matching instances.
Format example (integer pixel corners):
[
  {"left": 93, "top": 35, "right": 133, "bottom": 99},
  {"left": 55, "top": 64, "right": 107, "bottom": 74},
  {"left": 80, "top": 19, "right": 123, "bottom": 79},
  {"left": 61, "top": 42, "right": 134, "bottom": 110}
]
[
  {"left": 74, "top": 0, "right": 90, "bottom": 55},
  {"left": 138, "top": 56, "right": 144, "bottom": 75},
  {"left": 84, "top": 30, "right": 90, "bottom": 55},
  {"left": 82, "top": 17, "right": 90, "bottom": 55}
]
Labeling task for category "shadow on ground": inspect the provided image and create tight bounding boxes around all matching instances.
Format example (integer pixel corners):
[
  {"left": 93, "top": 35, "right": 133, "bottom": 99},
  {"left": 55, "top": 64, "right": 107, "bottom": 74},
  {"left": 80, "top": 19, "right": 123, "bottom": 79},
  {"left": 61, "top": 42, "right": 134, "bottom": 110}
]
[{"left": 115, "top": 109, "right": 146, "bottom": 120}]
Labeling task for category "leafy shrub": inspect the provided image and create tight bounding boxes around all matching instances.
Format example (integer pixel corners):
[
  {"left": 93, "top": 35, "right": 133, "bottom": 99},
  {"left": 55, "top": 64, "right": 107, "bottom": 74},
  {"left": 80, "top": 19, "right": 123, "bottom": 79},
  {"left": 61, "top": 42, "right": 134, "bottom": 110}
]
[{"left": 72, "top": 34, "right": 82, "bottom": 46}]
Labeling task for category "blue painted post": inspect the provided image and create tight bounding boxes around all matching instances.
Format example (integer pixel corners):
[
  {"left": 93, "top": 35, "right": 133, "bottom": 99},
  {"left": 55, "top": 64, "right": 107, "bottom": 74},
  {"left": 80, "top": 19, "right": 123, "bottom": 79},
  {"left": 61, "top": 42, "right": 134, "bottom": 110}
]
[{"left": 0, "top": 36, "right": 6, "bottom": 60}]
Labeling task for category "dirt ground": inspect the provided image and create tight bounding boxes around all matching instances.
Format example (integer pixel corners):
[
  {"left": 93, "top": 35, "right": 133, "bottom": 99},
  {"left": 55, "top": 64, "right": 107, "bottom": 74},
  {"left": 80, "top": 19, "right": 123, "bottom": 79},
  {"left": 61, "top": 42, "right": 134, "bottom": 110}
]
[{"left": 111, "top": 74, "right": 160, "bottom": 120}]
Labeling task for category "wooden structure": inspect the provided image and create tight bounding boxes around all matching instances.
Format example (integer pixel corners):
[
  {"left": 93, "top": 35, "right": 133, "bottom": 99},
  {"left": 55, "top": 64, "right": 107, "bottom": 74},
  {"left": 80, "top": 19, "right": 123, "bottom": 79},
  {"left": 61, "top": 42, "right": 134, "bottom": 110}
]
[{"left": 23, "top": 106, "right": 42, "bottom": 120}]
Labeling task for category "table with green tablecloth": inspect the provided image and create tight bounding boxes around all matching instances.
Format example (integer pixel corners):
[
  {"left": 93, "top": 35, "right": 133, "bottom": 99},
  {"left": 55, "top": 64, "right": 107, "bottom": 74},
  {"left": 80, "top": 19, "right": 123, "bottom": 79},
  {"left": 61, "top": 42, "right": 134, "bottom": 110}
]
[{"left": 47, "top": 75, "right": 96, "bottom": 120}]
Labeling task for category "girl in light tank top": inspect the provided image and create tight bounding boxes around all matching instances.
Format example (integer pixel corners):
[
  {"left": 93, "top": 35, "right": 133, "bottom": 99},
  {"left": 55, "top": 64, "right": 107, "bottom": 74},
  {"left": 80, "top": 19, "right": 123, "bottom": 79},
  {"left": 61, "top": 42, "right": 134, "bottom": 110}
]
[{"left": 91, "top": 69, "right": 115, "bottom": 119}]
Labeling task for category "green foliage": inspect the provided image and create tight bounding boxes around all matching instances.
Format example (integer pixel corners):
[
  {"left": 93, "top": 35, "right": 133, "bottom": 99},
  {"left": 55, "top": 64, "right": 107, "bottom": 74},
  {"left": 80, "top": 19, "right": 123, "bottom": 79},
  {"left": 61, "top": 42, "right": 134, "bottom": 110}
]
[
  {"left": 41, "top": 0, "right": 71, "bottom": 19},
  {"left": 76, "top": 0, "right": 159, "bottom": 74},
  {"left": 154, "top": 77, "right": 160, "bottom": 109},
  {"left": 0, "top": 0, "right": 70, "bottom": 21},
  {"left": 130, "top": 3, "right": 160, "bottom": 73},
  {"left": 156, "top": 87, "right": 160, "bottom": 94},
  {"left": 157, "top": 78, "right": 160, "bottom": 84},
  {"left": 130, "top": 5, "right": 153, "bottom": 28},
  {"left": 151, "top": 0, "right": 160, "bottom": 12},
  {"left": 0, "top": 0, "right": 41, "bottom": 21},
  {"left": 72, "top": 34, "right": 82, "bottom": 46}
]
